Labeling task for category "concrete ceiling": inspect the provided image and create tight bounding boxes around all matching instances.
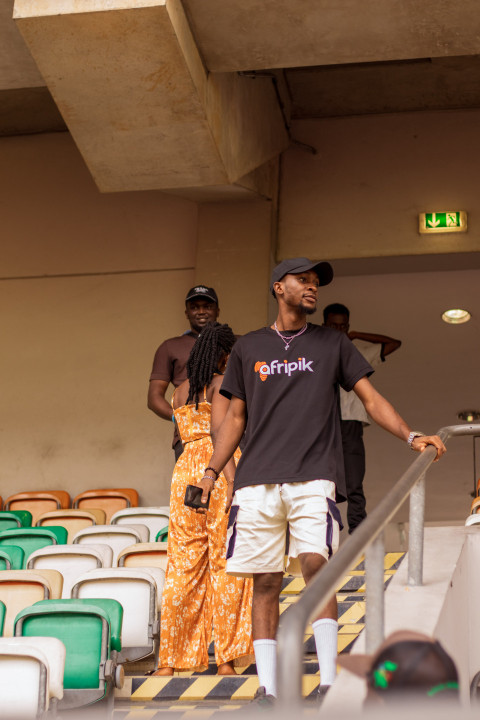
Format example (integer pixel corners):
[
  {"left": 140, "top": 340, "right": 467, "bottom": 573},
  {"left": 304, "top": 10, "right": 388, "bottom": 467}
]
[{"left": 2, "top": 1, "right": 480, "bottom": 192}]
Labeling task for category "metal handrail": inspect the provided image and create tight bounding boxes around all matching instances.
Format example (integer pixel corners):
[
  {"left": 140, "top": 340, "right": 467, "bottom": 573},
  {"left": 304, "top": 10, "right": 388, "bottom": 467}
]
[{"left": 276, "top": 423, "right": 480, "bottom": 707}]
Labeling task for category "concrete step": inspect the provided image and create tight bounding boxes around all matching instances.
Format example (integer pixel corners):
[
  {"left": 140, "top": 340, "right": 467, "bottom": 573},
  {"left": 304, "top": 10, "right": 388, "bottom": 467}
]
[{"left": 114, "top": 552, "right": 405, "bottom": 712}]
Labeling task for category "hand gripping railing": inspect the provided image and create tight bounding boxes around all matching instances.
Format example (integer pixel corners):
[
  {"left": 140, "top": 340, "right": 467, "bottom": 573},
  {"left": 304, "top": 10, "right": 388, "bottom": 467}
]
[{"left": 276, "top": 423, "right": 480, "bottom": 708}]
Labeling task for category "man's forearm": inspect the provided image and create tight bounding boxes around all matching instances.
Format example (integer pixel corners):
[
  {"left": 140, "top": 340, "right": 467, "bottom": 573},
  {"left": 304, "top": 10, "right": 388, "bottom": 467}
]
[
  {"left": 209, "top": 410, "right": 245, "bottom": 473},
  {"left": 147, "top": 380, "right": 173, "bottom": 421}
]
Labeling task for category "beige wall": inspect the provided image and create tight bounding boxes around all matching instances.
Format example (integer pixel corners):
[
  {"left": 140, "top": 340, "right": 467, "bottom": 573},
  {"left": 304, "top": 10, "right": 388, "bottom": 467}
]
[
  {"left": 1, "top": 117, "right": 479, "bottom": 526},
  {"left": 279, "top": 110, "right": 480, "bottom": 261},
  {"left": 195, "top": 200, "right": 275, "bottom": 334},
  {"left": 0, "top": 132, "right": 199, "bottom": 503}
]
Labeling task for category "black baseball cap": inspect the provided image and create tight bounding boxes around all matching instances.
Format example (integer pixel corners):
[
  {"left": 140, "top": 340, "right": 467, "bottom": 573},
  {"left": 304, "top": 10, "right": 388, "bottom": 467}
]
[
  {"left": 338, "top": 630, "right": 459, "bottom": 700},
  {"left": 185, "top": 285, "right": 218, "bottom": 304},
  {"left": 270, "top": 257, "right": 333, "bottom": 295}
]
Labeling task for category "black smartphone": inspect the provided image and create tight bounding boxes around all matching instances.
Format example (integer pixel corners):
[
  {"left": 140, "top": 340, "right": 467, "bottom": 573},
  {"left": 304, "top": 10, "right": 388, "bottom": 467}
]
[{"left": 184, "top": 484, "right": 210, "bottom": 509}]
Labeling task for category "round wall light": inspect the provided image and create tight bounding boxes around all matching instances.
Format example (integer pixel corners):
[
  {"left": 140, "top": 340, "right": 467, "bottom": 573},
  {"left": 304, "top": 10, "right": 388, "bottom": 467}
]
[{"left": 442, "top": 308, "right": 471, "bottom": 324}]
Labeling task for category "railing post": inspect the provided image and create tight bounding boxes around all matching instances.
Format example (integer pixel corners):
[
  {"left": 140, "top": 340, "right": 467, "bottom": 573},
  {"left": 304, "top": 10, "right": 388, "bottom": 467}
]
[
  {"left": 365, "top": 531, "right": 385, "bottom": 653},
  {"left": 408, "top": 473, "right": 426, "bottom": 586}
]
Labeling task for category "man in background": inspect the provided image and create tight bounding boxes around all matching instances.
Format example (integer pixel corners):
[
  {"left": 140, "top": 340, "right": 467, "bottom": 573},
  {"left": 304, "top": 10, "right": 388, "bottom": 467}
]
[
  {"left": 323, "top": 302, "right": 401, "bottom": 533},
  {"left": 148, "top": 285, "right": 219, "bottom": 460}
]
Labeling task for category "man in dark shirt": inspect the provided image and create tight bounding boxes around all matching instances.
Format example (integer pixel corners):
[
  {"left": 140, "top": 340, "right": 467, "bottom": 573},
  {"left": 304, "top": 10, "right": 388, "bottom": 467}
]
[
  {"left": 148, "top": 285, "right": 219, "bottom": 459},
  {"left": 198, "top": 257, "right": 445, "bottom": 703}
]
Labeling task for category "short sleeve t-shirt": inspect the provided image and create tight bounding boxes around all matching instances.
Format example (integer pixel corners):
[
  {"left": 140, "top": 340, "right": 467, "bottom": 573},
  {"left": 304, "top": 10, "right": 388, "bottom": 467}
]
[
  {"left": 149, "top": 332, "right": 198, "bottom": 386},
  {"left": 220, "top": 324, "right": 373, "bottom": 501},
  {"left": 340, "top": 339, "right": 383, "bottom": 425}
]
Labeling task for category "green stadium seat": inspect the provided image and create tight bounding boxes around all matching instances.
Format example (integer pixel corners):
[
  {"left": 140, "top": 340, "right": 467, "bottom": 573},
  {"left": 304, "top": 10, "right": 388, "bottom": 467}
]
[
  {"left": 0, "top": 545, "right": 25, "bottom": 570},
  {"left": 0, "top": 510, "right": 32, "bottom": 531},
  {"left": 72, "top": 566, "right": 165, "bottom": 667},
  {"left": 14, "top": 598, "right": 124, "bottom": 711},
  {"left": 0, "top": 600, "right": 5, "bottom": 634},
  {"left": 155, "top": 527, "right": 169, "bottom": 542},
  {"left": 0, "top": 527, "right": 68, "bottom": 567}
]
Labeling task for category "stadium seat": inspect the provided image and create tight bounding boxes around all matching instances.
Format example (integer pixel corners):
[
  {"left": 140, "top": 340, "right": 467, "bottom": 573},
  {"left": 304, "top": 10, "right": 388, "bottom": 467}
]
[
  {"left": 14, "top": 598, "right": 124, "bottom": 711},
  {"left": 0, "top": 636, "right": 66, "bottom": 719},
  {"left": 117, "top": 541, "right": 168, "bottom": 572},
  {"left": 110, "top": 506, "right": 170, "bottom": 541},
  {"left": 0, "top": 569, "right": 63, "bottom": 635},
  {"left": 72, "top": 566, "right": 165, "bottom": 666},
  {"left": 72, "top": 488, "right": 139, "bottom": 523},
  {"left": 0, "top": 527, "right": 68, "bottom": 567},
  {"left": 0, "top": 600, "right": 5, "bottom": 633},
  {"left": 4, "top": 492, "right": 70, "bottom": 526},
  {"left": 0, "top": 545, "right": 25, "bottom": 570},
  {"left": 155, "top": 528, "right": 169, "bottom": 542},
  {"left": 27, "top": 543, "right": 113, "bottom": 597},
  {"left": 0, "top": 510, "right": 32, "bottom": 531},
  {"left": 36, "top": 508, "right": 106, "bottom": 542},
  {"left": 73, "top": 525, "right": 149, "bottom": 566}
]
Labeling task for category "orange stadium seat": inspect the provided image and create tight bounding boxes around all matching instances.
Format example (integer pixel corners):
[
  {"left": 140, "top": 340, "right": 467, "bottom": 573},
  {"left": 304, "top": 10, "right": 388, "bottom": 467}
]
[
  {"left": 72, "top": 488, "right": 139, "bottom": 523},
  {"left": 5, "top": 491, "right": 71, "bottom": 526}
]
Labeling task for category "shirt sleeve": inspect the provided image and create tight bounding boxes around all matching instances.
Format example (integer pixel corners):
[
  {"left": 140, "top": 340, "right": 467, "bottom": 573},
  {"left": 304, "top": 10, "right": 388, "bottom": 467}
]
[
  {"left": 353, "top": 339, "right": 383, "bottom": 368},
  {"left": 149, "top": 340, "right": 174, "bottom": 382},
  {"left": 338, "top": 334, "right": 374, "bottom": 392},
  {"left": 220, "top": 342, "right": 246, "bottom": 401}
]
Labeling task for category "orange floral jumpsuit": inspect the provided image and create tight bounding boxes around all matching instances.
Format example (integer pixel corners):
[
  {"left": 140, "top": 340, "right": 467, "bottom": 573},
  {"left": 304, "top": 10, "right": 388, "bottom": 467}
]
[{"left": 159, "top": 389, "right": 253, "bottom": 671}]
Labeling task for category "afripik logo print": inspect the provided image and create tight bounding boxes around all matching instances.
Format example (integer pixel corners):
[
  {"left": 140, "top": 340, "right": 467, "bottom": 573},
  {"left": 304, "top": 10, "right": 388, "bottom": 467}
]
[{"left": 254, "top": 358, "right": 314, "bottom": 381}]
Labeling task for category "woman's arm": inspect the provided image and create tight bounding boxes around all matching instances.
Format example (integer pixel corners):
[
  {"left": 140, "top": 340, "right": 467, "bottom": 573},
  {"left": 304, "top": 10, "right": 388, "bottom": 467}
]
[{"left": 198, "top": 391, "right": 247, "bottom": 505}]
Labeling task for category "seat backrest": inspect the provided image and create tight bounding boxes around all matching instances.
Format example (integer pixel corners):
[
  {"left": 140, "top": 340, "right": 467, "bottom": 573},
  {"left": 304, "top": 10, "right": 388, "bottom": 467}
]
[
  {"left": 0, "top": 636, "right": 66, "bottom": 709},
  {"left": 0, "top": 511, "right": 33, "bottom": 532},
  {"left": 0, "top": 527, "right": 68, "bottom": 566},
  {"left": 27, "top": 543, "right": 113, "bottom": 597},
  {"left": 0, "top": 599, "right": 5, "bottom": 634},
  {"left": 0, "top": 569, "right": 63, "bottom": 636},
  {"left": 73, "top": 525, "right": 149, "bottom": 566},
  {"left": 110, "top": 507, "right": 170, "bottom": 542},
  {"left": 72, "top": 568, "right": 159, "bottom": 647},
  {"left": 36, "top": 509, "right": 106, "bottom": 543},
  {"left": 15, "top": 598, "right": 123, "bottom": 690},
  {"left": 72, "top": 489, "right": 139, "bottom": 523},
  {"left": 0, "top": 545, "right": 25, "bottom": 570},
  {"left": 5, "top": 492, "right": 71, "bottom": 526},
  {"left": 117, "top": 542, "right": 168, "bottom": 572}
]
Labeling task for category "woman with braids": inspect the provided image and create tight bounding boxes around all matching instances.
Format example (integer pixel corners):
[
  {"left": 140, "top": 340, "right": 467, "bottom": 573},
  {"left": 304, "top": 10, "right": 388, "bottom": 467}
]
[{"left": 154, "top": 322, "right": 253, "bottom": 676}]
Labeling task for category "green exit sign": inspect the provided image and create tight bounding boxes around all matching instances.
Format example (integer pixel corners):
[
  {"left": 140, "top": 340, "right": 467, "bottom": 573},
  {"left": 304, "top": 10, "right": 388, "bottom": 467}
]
[{"left": 419, "top": 211, "right": 467, "bottom": 234}]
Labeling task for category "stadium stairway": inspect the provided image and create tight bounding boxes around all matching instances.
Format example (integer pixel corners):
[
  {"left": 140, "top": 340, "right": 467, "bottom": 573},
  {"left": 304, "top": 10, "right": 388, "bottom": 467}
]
[{"left": 113, "top": 552, "right": 405, "bottom": 718}]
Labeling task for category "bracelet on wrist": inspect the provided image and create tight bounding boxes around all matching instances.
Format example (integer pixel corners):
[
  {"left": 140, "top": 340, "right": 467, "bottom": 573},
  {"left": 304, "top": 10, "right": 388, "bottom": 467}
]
[
  {"left": 407, "top": 431, "right": 425, "bottom": 449},
  {"left": 172, "top": 413, "right": 175, "bottom": 423},
  {"left": 202, "top": 474, "right": 216, "bottom": 482},
  {"left": 204, "top": 466, "right": 219, "bottom": 480}
]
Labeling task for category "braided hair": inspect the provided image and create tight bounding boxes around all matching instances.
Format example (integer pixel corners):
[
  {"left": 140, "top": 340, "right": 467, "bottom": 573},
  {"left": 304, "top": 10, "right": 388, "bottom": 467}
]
[{"left": 186, "top": 322, "right": 236, "bottom": 408}]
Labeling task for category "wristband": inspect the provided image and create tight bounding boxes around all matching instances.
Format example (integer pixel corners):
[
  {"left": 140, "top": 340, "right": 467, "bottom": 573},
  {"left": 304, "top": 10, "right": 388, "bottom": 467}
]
[
  {"left": 202, "top": 474, "right": 216, "bottom": 482},
  {"left": 172, "top": 413, "right": 175, "bottom": 423},
  {"left": 204, "top": 466, "right": 219, "bottom": 480}
]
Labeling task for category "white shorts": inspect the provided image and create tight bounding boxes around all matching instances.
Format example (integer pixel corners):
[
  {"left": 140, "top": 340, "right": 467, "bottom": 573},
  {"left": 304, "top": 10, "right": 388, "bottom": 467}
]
[{"left": 226, "top": 480, "right": 342, "bottom": 578}]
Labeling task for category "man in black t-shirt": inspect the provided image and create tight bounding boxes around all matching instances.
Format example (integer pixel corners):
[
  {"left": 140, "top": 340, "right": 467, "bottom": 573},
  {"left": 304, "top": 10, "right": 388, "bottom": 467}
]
[{"left": 198, "top": 257, "right": 446, "bottom": 703}]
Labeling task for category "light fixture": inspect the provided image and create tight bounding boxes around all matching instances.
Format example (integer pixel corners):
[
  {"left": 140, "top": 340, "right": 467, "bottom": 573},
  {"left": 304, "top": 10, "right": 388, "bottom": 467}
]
[
  {"left": 457, "top": 410, "right": 480, "bottom": 423},
  {"left": 442, "top": 308, "right": 471, "bottom": 324}
]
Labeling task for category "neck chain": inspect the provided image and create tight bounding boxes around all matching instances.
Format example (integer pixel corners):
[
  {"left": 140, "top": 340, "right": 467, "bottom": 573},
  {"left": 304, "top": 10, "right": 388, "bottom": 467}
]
[{"left": 273, "top": 321, "right": 308, "bottom": 351}]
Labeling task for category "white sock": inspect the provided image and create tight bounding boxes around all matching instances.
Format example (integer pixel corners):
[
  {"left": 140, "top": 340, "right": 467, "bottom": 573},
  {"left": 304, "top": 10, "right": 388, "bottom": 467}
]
[
  {"left": 253, "top": 639, "right": 277, "bottom": 696},
  {"left": 312, "top": 618, "right": 338, "bottom": 686}
]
